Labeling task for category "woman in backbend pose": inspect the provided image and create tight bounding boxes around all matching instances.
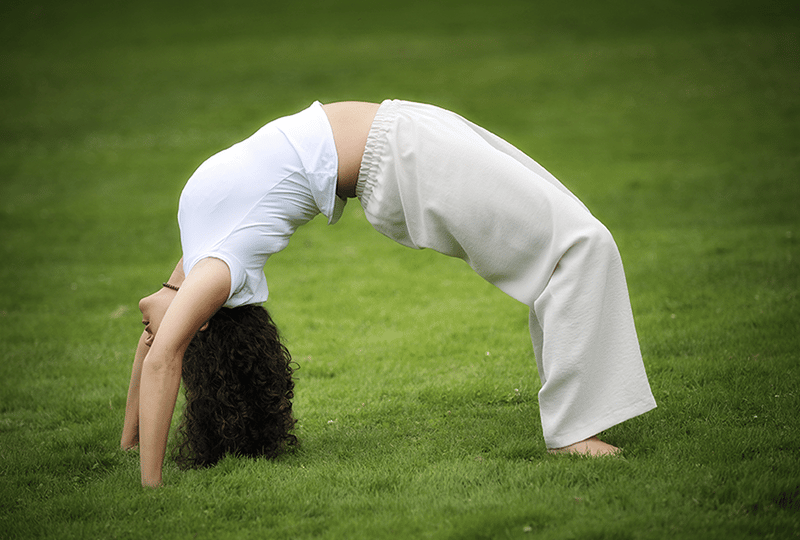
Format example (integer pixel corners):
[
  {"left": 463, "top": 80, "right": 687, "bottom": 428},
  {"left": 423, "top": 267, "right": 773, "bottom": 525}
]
[{"left": 121, "top": 100, "right": 657, "bottom": 487}]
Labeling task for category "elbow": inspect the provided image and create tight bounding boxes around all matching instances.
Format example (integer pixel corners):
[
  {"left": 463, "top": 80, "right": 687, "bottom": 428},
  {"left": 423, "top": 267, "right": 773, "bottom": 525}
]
[
  {"left": 141, "top": 345, "right": 185, "bottom": 380},
  {"left": 142, "top": 356, "right": 180, "bottom": 379}
]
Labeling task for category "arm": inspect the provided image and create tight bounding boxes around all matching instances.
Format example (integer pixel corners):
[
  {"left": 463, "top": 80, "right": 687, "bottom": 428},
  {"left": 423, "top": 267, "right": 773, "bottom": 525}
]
[
  {"left": 120, "top": 331, "right": 148, "bottom": 450},
  {"left": 138, "top": 257, "right": 230, "bottom": 487},
  {"left": 121, "top": 259, "right": 186, "bottom": 450}
]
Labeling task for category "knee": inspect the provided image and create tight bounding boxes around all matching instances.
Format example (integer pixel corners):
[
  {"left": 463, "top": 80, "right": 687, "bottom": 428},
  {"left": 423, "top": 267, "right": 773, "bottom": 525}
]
[
  {"left": 590, "top": 220, "right": 616, "bottom": 249},
  {"left": 580, "top": 219, "right": 622, "bottom": 266}
]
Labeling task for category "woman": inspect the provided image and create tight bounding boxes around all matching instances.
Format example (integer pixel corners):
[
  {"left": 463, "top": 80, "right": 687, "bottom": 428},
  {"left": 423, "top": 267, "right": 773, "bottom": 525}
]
[{"left": 121, "top": 100, "right": 657, "bottom": 487}]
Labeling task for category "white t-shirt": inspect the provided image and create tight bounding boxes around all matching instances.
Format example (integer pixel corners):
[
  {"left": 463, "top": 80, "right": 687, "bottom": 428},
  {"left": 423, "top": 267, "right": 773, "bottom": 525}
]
[{"left": 178, "top": 101, "right": 344, "bottom": 307}]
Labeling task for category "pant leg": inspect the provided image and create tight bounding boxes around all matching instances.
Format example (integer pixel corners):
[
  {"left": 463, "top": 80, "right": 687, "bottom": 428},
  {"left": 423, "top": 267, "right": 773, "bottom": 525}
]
[
  {"left": 528, "top": 224, "right": 656, "bottom": 447},
  {"left": 358, "top": 100, "right": 656, "bottom": 448}
]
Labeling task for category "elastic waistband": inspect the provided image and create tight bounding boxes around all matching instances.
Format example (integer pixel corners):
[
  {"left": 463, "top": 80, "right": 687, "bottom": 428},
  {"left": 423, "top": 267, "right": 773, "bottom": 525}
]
[{"left": 356, "top": 99, "right": 399, "bottom": 205}]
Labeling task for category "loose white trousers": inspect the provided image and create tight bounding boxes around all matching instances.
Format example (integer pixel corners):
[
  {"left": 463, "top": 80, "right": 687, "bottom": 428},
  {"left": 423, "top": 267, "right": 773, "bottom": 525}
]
[{"left": 356, "top": 100, "right": 656, "bottom": 448}]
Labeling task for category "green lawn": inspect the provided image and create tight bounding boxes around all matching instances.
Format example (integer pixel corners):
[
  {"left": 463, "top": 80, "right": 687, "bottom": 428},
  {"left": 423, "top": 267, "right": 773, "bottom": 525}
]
[{"left": 1, "top": 0, "right": 798, "bottom": 538}]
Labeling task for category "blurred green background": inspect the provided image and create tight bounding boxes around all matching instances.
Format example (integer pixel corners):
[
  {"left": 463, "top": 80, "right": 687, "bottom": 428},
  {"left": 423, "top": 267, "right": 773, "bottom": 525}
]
[{"left": 1, "top": 0, "right": 798, "bottom": 538}]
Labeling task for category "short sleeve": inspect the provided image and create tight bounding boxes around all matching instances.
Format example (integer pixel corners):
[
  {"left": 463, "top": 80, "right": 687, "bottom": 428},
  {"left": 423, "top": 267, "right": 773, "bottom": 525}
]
[{"left": 182, "top": 252, "right": 249, "bottom": 307}]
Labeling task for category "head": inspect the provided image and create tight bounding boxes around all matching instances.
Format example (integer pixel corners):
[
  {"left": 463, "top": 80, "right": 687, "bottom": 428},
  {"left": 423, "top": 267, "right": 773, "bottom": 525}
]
[
  {"left": 139, "top": 285, "right": 211, "bottom": 347},
  {"left": 173, "top": 304, "right": 298, "bottom": 469}
]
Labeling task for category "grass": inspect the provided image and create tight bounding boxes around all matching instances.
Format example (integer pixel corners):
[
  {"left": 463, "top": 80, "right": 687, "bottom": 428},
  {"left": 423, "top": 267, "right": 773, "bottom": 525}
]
[{"left": 1, "top": 0, "right": 799, "bottom": 538}]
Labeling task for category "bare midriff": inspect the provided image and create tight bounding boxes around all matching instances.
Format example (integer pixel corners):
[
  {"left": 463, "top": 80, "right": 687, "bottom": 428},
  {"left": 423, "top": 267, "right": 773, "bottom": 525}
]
[{"left": 322, "top": 101, "right": 381, "bottom": 199}]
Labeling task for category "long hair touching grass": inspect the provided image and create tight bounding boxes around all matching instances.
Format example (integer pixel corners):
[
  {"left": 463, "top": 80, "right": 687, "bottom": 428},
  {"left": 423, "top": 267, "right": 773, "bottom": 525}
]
[{"left": 174, "top": 304, "right": 297, "bottom": 469}]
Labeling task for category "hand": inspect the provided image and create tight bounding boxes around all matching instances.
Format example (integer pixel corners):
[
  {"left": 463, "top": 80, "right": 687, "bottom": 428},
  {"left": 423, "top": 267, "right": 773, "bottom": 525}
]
[
  {"left": 141, "top": 471, "right": 163, "bottom": 488},
  {"left": 121, "top": 434, "right": 139, "bottom": 450}
]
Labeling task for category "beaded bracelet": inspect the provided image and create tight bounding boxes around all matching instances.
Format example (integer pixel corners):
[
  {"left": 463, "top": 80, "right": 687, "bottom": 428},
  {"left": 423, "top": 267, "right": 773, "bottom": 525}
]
[{"left": 162, "top": 282, "right": 180, "bottom": 291}]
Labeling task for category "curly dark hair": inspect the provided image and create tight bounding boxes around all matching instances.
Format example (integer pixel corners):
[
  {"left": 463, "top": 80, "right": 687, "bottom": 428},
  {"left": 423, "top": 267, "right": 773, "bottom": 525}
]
[{"left": 173, "top": 304, "right": 298, "bottom": 469}]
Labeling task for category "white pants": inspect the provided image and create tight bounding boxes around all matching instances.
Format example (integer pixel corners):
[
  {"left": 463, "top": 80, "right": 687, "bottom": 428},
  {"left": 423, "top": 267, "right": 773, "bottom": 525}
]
[{"left": 356, "top": 100, "right": 656, "bottom": 448}]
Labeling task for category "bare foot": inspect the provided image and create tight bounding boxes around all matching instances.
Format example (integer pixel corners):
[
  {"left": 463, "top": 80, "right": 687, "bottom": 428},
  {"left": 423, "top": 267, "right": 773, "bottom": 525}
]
[{"left": 548, "top": 436, "right": 621, "bottom": 456}]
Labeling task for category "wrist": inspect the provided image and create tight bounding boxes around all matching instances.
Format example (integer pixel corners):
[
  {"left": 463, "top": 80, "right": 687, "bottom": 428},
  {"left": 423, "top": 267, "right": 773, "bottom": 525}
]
[{"left": 141, "top": 471, "right": 163, "bottom": 488}]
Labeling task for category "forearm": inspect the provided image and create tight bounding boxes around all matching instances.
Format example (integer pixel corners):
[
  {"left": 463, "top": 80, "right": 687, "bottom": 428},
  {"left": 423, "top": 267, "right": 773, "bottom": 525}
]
[
  {"left": 138, "top": 349, "right": 183, "bottom": 488},
  {"left": 121, "top": 258, "right": 184, "bottom": 450},
  {"left": 121, "top": 331, "right": 149, "bottom": 450}
]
